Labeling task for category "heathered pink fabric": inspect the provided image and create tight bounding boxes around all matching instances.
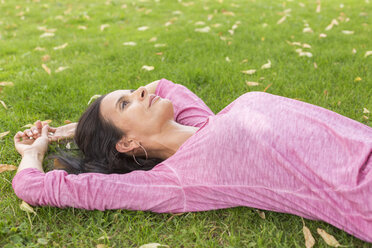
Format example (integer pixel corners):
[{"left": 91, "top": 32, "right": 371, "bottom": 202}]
[{"left": 12, "top": 78, "right": 372, "bottom": 242}]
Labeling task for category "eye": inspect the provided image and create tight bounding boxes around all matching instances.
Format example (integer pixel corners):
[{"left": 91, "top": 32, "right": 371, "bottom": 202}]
[{"left": 121, "top": 100, "right": 129, "bottom": 109}]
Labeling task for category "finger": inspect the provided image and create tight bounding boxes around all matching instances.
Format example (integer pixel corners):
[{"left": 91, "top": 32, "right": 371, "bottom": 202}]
[
  {"left": 14, "top": 131, "right": 23, "bottom": 143},
  {"left": 24, "top": 129, "right": 33, "bottom": 137},
  {"left": 35, "top": 120, "right": 43, "bottom": 130},
  {"left": 31, "top": 126, "right": 39, "bottom": 136},
  {"left": 48, "top": 126, "right": 57, "bottom": 133},
  {"left": 41, "top": 125, "right": 49, "bottom": 137}
]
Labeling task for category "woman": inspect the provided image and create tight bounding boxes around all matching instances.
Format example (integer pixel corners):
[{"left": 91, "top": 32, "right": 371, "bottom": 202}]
[{"left": 12, "top": 79, "right": 372, "bottom": 243}]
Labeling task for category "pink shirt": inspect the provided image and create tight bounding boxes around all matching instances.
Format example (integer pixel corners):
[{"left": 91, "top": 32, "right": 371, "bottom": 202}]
[{"left": 13, "top": 79, "right": 372, "bottom": 242}]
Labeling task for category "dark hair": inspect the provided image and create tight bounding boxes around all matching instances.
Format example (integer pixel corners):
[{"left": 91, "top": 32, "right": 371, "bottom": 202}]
[{"left": 52, "top": 94, "right": 163, "bottom": 174}]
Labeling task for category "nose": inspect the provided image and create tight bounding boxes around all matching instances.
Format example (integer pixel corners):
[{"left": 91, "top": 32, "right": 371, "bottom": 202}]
[{"left": 135, "top": 86, "right": 147, "bottom": 101}]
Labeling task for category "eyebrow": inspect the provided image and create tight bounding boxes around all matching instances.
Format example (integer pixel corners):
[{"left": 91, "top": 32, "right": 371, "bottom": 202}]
[{"left": 115, "top": 89, "right": 135, "bottom": 109}]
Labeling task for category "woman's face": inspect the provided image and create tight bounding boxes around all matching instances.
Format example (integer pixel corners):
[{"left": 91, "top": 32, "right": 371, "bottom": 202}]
[{"left": 100, "top": 86, "right": 174, "bottom": 139}]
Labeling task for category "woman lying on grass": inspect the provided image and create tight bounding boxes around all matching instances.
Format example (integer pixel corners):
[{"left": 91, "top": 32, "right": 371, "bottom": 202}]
[{"left": 12, "top": 79, "right": 372, "bottom": 243}]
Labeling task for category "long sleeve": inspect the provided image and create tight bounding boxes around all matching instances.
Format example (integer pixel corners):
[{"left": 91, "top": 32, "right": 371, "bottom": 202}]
[
  {"left": 12, "top": 165, "right": 185, "bottom": 213},
  {"left": 155, "top": 78, "right": 215, "bottom": 127}
]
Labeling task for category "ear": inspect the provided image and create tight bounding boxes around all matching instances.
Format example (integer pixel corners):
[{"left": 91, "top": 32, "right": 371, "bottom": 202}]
[{"left": 116, "top": 137, "right": 136, "bottom": 154}]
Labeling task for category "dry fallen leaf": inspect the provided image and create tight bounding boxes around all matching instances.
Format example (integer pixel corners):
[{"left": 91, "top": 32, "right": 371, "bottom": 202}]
[
  {"left": 246, "top": 81, "right": 260, "bottom": 86},
  {"left": 20, "top": 201, "right": 36, "bottom": 215},
  {"left": 261, "top": 60, "right": 271, "bottom": 69},
  {"left": 0, "top": 131, "right": 10, "bottom": 139},
  {"left": 325, "top": 19, "right": 339, "bottom": 31},
  {"left": 363, "top": 108, "right": 370, "bottom": 114},
  {"left": 342, "top": 30, "right": 354, "bottom": 35},
  {"left": 40, "top": 32, "right": 55, "bottom": 38},
  {"left": 241, "top": 69, "right": 256, "bottom": 75},
  {"left": 123, "top": 42, "right": 137, "bottom": 46},
  {"left": 53, "top": 43, "right": 68, "bottom": 50},
  {"left": 222, "top": 10, "right": 235, "bottom": 16},
  {"left": 100, "top": 24, "right": 110, "bottom": 31},
  {"left": 142, "top": 65, "right": 154, "bottom": 71},
  {"left": 319, "top": 33, "right": 327, "bottom": 38},
  {"left": 363, "top": 115, "right": 369, "bottom": 120},
  {"left": 88, "top": 95, "right": 101, "bottom": 105},
  {"left": 139, "top": 243, "right": 169, "bottom": 248},
  {"left": 55, "top": 66, "right": 69, "bottom": 73},
  {"left": 365, "top": 51, "right": 372, "bottom": 57},
  {"left": 195, "top": 21, "right": 206, "bottom": 26},
  {"left": 0, "top": 100, "right": 8, "bottom": 109},
  {"left": 42, "top": 64, "right": 51, "bottom": 75},
  {"left": 352, "top": 48, "right": 357, "bottom": 54},
  {"left": 195, "top": 26, "right": 210, "bottom": 33},
  {"left": 0, "top": 82, "right": 14, "bottom": 86},
  {"left": 225, "top": 57, "right": 231, "bottom": 62},
  {"left": 96, "top": 244, "right": 107, "bottom": 248},
  {"left": 256, "top": 209, "right": 266, "bottom": 219},
  {"left": 354, "top": 77, "right": 362, "bottom": 82},
  {"left": 316, "top": 0, "right": 321, "bottom": 13},
  {"left": 303, "top": 27, "right": 313, "bottom": 33},
  {"left": 299, "top": 52, "right": 313, "bottom": 57},
  {"left": 314, "top": 62, "right": 318, "bottom": 68},
  {"left": 138, "top": 26, "right": 149, "bottom": 31},
  {"left": 302, "top": 43, "right": 311, "bottom": 48},
  {"left": 149, "top": 37, "right": 157, "bottom": 42},
  {"left": 317, "top": 228, "right": 341, "bottom": 247},
  {"left": 277, "top": 15, "right": 287, "bottom": 25},
  {"left": 42, "top": 54, "right": 50, "bottom": 62},
  {"left": 34, "top": 46, "right": 46, "bottom": 51},
  {"left": 78, "top": 25, "right": 87, "bottom": 30},
  {"left": 154, "top": 43, "right": 167, "bottom": 47},
  {"left": 303, "top": 224, "right": 315, "bottom": 248},
  {"left": 0, "top": 164, "right": 17, "bottom": 173}
]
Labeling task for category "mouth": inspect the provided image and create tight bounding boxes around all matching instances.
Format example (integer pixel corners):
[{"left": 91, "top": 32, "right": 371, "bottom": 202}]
[{"left": 149, "top": 95, "right": 159, "bottom": 107}]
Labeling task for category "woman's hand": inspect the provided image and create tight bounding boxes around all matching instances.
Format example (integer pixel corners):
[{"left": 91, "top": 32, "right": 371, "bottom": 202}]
[
  {"left": 21, "top": 120, "right": 77, "bottom": 142},
  {"left": 14, "top": 125, "right": 51, "bottom": 157}
]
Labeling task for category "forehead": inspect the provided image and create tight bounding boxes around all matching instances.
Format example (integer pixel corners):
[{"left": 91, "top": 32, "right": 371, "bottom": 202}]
[{"left": 100, "top": 89, "right": 133, "bottom": 116}]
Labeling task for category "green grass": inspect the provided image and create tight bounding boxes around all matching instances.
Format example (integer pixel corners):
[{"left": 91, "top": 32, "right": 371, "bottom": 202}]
[{"left": 1, "top": 0, "right": 371, "bottom": 247}]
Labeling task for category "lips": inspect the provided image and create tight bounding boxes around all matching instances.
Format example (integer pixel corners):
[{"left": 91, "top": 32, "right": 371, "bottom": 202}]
[{"left": 149, "top": 94, "right": 159, "bottom": 107}]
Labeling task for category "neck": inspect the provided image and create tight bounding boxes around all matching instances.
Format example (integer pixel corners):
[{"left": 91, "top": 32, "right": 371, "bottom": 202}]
[{"left": 145, "top": 120, "right": 199, "bottom": 160}]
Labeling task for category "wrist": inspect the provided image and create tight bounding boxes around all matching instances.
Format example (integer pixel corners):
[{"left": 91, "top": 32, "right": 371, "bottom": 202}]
[{"left": 23, "top": 149, "right": 45, "bottom": 161}]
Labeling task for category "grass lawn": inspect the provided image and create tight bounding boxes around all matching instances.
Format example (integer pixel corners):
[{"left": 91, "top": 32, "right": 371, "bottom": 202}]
[{"left": 1, "top": 0, "right": 371, "bottom": 247}]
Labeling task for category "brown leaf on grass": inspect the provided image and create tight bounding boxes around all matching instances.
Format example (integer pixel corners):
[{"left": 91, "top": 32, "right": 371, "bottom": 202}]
[
  {"left": 0, "top": 164, "right": 17, "bottom": 173},
  {"left": 363, "top": 115, "right": 369, "bottom": 120},
  {"left": 317, "top": 228, "right": 341, "bottom": 247},
  {"left": 88, "top": 95, "right": 101, "bottom": 105},
  {"left": 277, "top": 15, "right": 287, "bottom": 24},
  {"left": 354, "top": 77, "right": 362, "bottom": 82},
  {"left": 40, "top": 32, "right": 54, "bottom": 38},
  {"left": 316, "top": 0, "right": 321, "bottom": 13},
  {"left": 352, "top": 48, "right": 357, "bottom": 54},
  {"left": 123, "top": 41, "right": 137, "bottom": 46},
  {"left": 195, "top": 26, "right": 210, "bottom": 33},
  {"left": 78, "top": 25, "right": 87, "bottom": 30},
  {"left": 42, "top": 64, "right": 51, "bottom": 75},
  {"left": 221, "top": 10, "right": 235, "bottom": 16},
  {"left": 363, "top": 108, "right": 370, "bottom": 114},
  {"left": 142, "top": 65, "right": 154, "bottom": 71},
  {"left": 365, "top": 51, "right": 372, "bottom": 57},
  {"left": 139, "top": 243, "right": 169, "bottom": 248},
  {"left": 325, "top": 19, "right": 339, "bottom": 31},
  {"left": 0, "top": 131, "right": 10, "bottom": 139},
  {"left": 53, "top": 43, "right": 68, "bottom": 50},
  {"left": 0, "top": 100, "right": 7, "bottom": 109},
  {"left": 20, "top": 201, "right": 37, "bottom": 215},
  {"left": 263, "top": 83, "right": 272, "bottom": 92},
  {"left": 303, "top": 27, "right": 313, "bottom": 33},
  {"left": 0, "top": 82, "right": 14, "bottom": 86},
  {"left": 42, "top": 55, "right": 50, "bottom": 62},
  {"left": 37, "top": 26, "right": 56, "bottom": 33},
  {"left": 302, "top": 219, "right": 315, "bottom": 248},
  {"left": 34, "top": 46, "right": 46, "bottom": 51},
  {"left": 137, "top": 26, "right": 149, "bottom": 31},
  {"left": 100, "top": 24, "right": 110, "bottom": 31},
  {"left": 319, "top": 33, "right": 327, "bottom": 38},
  {"left": 256, "top": 209, "right": 266, "bottom": 219},
  {"left": 64, "top": 120, "right": 72, "bottom": 124},
  {"left": 342, "top": 30, "right": 354, "bottom": 35},
  {"left": 314, "top": 62, "right": 318, "bottom": 68},
  {"left": 246, "top": 81, "right": 260, "bottom": 86},
  {"left": 261, "top": 60, "right": 271, "bottom": 69},
  {"left": 225, "top": 57, "right": 231, "bottom": 62},
  {"left": 241, "top": 69, "right": 256, "bottom": 75},
  {"left": 149, "top": 37, "right": 157, "bottom": 42},
  {"left": 55, "top": 66, "right": 69, "bottom": 73}
]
